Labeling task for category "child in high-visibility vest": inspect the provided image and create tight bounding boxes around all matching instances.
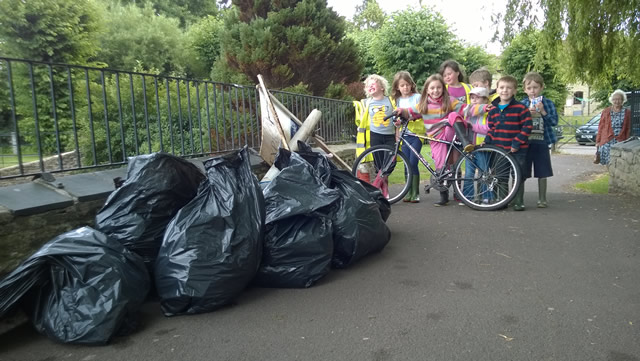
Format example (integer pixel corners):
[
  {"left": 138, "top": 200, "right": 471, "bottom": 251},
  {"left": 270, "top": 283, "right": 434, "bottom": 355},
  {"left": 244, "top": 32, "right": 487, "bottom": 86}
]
[
  {"left": 396, "top": 74, "right": 491, "bottom": 206},
  {"left": 356, "top": 74, "right": 396, "bottom": 197},
  {"left": 461, "top": 87, "right": 492, "bottom": 202},
  {"left": 391, "top": 71, "right": 422, "bottom": 203},
  {"left": 440, "top": 59, "right": 472, "bottom": 104}
]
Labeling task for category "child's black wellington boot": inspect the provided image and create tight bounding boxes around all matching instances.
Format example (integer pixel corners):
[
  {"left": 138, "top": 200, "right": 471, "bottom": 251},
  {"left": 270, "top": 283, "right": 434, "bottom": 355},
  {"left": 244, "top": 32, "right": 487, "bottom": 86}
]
[
  {"left": 513, "top": 183, "right": 525, "bottom": 211},
  {"left": 434, "top": 190, "right": 449, "bottom": 206},
  {"left": 453, "top": 122, "right": 475, "bottom": 153}
]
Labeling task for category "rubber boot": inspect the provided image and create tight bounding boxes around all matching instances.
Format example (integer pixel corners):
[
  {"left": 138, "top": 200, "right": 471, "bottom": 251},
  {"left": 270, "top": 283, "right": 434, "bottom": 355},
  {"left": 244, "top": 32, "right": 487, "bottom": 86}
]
[
  {"left": 403, "top": 175, "right": 414, "bottom": 202},
  {"left": 513, "top": 182, "right": 525, "bottom": 211},
  {"left": 537, "top": 178, "right": 548, "bottom": 208},
  {"left": 356, "top": 163, "right": 371, "bottom": 183},
  {"left": 434, "top": 189, "right": 449, "bottom": 206},
  {"left": 453, "top": 121, "right": 475, "bottom": 153},
  {"left": 410, "top": 175, "right": 420, "bottom": 203},
  {"left": 380, "top": 176, "right": 389, "bottom": 199}
]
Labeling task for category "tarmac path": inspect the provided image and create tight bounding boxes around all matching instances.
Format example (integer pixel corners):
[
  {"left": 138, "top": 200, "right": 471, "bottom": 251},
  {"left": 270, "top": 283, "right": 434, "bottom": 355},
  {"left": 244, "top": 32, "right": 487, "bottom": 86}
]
[{"left": 1, "top": 152, "right": 639, "bottom": 361}]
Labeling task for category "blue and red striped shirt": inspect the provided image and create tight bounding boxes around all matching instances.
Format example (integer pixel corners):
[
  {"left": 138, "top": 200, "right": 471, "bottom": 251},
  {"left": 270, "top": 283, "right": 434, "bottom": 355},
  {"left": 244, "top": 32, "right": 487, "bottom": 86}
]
[{"left": 486, "top": 98, "right": 532, "bottom": 151}]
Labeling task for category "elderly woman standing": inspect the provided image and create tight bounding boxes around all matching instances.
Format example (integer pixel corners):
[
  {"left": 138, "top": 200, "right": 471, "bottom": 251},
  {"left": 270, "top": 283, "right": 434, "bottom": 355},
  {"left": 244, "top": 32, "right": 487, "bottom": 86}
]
[{"left": 595, "top": 89, "right": 631, "bottom": 165}]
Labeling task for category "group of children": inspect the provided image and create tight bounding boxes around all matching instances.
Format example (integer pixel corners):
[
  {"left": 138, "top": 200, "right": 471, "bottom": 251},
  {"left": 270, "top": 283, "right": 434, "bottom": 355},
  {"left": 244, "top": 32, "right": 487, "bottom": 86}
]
[{"left": 355, "top": 59, "right": 558, "bottom": 211}]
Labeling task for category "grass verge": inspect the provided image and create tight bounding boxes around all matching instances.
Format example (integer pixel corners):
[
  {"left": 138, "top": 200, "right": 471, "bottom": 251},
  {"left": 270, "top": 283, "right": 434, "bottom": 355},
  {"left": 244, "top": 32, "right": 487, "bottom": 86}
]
[{"left": 575, "top": 173, "right": 609, "bottom": 194}]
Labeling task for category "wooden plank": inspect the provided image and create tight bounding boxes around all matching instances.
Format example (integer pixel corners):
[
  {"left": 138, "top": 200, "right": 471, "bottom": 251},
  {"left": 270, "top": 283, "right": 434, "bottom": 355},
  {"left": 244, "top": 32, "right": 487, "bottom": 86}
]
[
  {"left": 269, "top": 94, "right": 326, "bottom": 142},
  {"left": 257, "top": 75, "right": 290, "bottom": 151}
]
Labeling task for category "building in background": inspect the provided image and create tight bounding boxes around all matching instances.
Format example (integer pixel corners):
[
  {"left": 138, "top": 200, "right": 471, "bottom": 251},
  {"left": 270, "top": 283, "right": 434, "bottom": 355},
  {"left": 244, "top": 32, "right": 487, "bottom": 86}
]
[{"left": 564, "top": 83, "right": 603, "bottom": 117}]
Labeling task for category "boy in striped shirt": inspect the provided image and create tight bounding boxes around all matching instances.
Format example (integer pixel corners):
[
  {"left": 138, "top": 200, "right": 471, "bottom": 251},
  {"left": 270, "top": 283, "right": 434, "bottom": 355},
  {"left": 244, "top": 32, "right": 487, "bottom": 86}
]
[{"left": 485, "top": 75, "right": 533, "bottom": 211}]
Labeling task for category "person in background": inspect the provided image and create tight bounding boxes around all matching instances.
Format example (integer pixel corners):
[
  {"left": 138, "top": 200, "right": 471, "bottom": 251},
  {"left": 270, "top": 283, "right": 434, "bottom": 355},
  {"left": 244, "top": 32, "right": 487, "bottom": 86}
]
[
  {"left": 439, "top": 59, "right": 472, "bottom": 104},
  {"left": 391, "top": 71, "right": 423, "bottom": 203},
  {"left": 485, "top": 75, "right": 532, "bottom": 211},
  {"left": 469, "top": 68, "right": 498, "bottom": 102},
  {"left": 595, "top": 89, "right": 631, "bottom": 166},
  {"left": 356, "top": 74, "right": 396, "bottom": 197},
  {"left": 519, "top": 72, "right": 558, "bottom": 208}
]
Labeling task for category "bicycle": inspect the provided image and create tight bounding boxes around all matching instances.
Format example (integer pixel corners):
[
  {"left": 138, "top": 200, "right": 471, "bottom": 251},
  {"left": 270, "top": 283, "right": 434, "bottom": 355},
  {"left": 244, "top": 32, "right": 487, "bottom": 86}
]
[{"left": 351, "top": 113, "right": 522, "bottom": 211}]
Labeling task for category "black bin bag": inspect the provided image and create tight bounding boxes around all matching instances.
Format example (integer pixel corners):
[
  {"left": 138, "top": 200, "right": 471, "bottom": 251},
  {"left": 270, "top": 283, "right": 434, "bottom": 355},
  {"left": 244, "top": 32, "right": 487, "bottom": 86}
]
[
  {"left": 95, "top": 153, "right": 205, "bottom": 270},
  {"left": 330, "top": 169, "right": 392, "bottom": 268},
  {"left": 284, "top": 142, "right": 392, "bottom": 268},
  {"left": 155, "top": 147, "right": 265, "bottom": 316},
  {"left": 295, "top": 141, "right": 390, "bottom": 222},
  {"left": 255, "top": 150, "right": 340, "bottom": 288},
  {"left": 0, "top": 227, "right": 149, "bottom": 345},
  {"left": 293, "top": 141, "right": 335, "bottom": 186}
]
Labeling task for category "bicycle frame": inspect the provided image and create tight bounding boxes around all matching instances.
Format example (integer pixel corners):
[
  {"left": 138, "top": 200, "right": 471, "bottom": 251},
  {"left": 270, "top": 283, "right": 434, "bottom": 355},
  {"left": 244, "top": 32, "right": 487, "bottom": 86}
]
[{"left": 391, "top": 121, "right": 473, "bottom": 189}]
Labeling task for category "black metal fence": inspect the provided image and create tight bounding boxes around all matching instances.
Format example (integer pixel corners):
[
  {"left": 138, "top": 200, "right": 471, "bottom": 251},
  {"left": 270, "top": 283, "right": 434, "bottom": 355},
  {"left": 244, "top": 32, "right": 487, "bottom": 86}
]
[
  {"left": 0, "top": 57, "right": 355, "bottom": 180},
  {"left": 630, "top": 90, "right": 640, "bottom": 137}
]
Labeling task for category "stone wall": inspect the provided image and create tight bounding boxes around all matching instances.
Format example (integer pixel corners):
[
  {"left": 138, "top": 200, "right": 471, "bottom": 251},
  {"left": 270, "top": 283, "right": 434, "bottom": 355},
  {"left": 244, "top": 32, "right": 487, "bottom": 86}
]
[
  {"left": 0, "top": 200, "right": 104, "bottom": 277},
  {"left": 609, "top": 138, "right": 640, "bottom": 196},
  {"left": 0, "top": 151, "right": 80, "bottom": 187}
]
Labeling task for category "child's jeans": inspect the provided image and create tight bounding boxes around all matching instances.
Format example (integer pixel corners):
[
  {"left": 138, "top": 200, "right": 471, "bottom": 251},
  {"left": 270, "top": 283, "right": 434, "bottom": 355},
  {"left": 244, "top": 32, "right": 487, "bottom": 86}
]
[
  {"left": 401, "top": 134, "right": 422, "bottom": 175},
  {"left": 462, "top": 151, "right": 490, "bottom": 201}
]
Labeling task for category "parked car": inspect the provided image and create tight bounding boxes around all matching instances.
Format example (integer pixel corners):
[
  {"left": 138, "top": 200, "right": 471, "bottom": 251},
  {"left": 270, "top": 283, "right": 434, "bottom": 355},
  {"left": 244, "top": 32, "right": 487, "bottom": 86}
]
[
  {"left": 575, "top": 114, "right": 600, "bottom": 145},
  {"left": 554, "top": 125, "right": 564, "bottom": 140}
]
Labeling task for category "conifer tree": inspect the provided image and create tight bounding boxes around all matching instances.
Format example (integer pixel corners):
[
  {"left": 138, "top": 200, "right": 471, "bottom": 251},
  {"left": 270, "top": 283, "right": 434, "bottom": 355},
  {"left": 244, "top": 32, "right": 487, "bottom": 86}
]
[{"left": 220, "top": 0, "right": 362, "bottom": 95}]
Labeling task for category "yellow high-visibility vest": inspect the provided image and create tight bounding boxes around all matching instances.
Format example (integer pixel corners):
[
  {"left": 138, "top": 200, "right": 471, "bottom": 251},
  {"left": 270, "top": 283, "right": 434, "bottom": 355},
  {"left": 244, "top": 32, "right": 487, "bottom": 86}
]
[
  {"left": 446, "top": 82, "right": 472, "bottom": 104},
  {"left": 475, "top": 113, "right": 489, "bottom": 145},
  {"left": 354, "top": 97, "right": 396, "bottom": 160}
]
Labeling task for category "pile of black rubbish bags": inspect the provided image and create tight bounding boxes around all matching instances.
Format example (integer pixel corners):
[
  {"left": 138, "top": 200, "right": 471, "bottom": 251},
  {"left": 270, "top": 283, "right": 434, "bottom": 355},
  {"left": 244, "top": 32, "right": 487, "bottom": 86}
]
[{"left": 0, "top": 143, "right": 391, "bottom": 345}]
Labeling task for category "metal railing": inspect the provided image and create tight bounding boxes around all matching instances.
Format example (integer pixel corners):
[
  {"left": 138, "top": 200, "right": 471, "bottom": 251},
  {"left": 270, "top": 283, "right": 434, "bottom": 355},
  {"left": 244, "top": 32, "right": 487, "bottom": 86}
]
[{"left": 0, "top": 57, "right": 355, "bottom": 180}]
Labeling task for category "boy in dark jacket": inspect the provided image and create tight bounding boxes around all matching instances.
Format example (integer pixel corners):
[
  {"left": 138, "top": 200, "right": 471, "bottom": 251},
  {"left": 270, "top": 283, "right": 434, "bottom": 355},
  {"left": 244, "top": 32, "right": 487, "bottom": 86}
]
[{"left": 485, "top": 75, "right": 533, "bottom": 211}]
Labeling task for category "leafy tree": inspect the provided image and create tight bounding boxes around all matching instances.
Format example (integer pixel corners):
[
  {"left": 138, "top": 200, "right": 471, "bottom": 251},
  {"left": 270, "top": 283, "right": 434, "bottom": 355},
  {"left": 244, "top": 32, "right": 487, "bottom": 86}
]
[
  {"left": 96, "top": 2, "right": 187, "bottom": 75},
  {"left": 496, "top": 0, "right": 640, "bottom": 87},
  {"left": 0, "top": 0, "right": 101, "bottom": 153},
  {"left": 184, "top": 15, "right": 226, "bottom": 78},
  {"left": 220, "top": 0, "right": 363, "bottom": 95},
  {"left": 346, "top": 29, "right": 379, "bottom": 77},
  {"left": 500, "top": 30, "right": 567, "bottom": 113},
  {"left": 117, "top": 0, "right": 219, "bottom": 28},
  {"left": 352, "top": 0, "right": 386, "bottom": 30},
  {"left": 371, "top": 8, "right": 459, "bottom": 85},
  {"left": 591, "top": 75, "right": 636, "bottom": 106},
  {"left": 0, "top": 0, "right": 100, "bottom": 63},
  {"left": 457, "top": 45, "right": 497, "bottom": 79},
  {"left": 0, "top": 66, "right": 13, "bottom": 133}
]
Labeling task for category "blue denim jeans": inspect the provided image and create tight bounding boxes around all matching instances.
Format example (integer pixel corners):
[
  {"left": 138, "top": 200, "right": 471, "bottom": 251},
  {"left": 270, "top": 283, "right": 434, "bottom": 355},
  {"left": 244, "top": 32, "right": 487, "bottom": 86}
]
[
  {"left": 462, "top": 151, "right": 489, "bottom": 200},
  {"left": 401, "top": 134, "right": 422, "bottom": 175}
]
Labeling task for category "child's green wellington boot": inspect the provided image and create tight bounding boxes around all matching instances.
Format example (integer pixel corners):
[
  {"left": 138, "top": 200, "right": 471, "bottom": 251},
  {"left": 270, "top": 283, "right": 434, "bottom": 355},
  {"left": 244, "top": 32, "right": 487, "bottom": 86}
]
[
  {"left": 537, "top": 178, "right": 548, "bottom": 208},
  {"left": 410, "top": 175, "right": 420, "bottom": 203},
  {"left": 513, "top": 183, "right": 525, "bottom": 211}
]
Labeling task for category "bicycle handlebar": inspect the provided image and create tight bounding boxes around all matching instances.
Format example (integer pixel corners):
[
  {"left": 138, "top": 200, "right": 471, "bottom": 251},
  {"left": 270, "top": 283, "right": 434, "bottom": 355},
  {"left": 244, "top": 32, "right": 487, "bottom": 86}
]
[{"left": 384, "top": 112, "right": 410, "bottom": 126}]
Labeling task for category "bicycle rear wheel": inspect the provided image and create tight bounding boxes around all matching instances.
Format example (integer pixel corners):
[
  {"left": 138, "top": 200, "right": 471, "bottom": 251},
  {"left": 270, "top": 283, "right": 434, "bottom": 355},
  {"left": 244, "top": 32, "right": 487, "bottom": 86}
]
[
  {"left": 351, "top": 145, "right": 411, "bottom": 204},
  {"left": 452, "top": 145, "right": 521, "bottom": 211}
]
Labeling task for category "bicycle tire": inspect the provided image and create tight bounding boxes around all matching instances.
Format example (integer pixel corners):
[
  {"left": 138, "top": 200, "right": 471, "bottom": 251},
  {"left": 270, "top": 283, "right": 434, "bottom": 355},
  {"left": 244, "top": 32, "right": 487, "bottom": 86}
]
[
  {"left": 451, "top": 145, "right": 521, "bottom": 211},
  {"left": 351, "top": 145, "right": 412, "bottom": 204}
]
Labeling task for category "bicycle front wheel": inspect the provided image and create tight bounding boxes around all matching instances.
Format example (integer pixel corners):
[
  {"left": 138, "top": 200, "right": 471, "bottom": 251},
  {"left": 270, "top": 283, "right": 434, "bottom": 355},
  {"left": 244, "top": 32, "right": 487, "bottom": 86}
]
[
  {"left": 351, "top": 145, "right": 412, "bottom": 204},
  {"left": 452, "top": 145, "right": 521, "bottom": 211}
]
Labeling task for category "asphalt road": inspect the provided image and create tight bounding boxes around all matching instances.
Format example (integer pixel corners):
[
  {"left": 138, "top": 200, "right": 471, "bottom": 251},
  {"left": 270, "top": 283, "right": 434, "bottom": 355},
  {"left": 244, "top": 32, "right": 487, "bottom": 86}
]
[{"left": 1, "top": 152, "right": 639, "bottom": 361}]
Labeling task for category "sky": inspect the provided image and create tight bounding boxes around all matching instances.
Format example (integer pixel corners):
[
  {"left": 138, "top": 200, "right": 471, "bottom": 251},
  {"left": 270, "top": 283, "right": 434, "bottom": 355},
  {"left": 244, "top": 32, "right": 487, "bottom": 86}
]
[{"left": 326, "top": 0, "right": 508, "bottom": 55}]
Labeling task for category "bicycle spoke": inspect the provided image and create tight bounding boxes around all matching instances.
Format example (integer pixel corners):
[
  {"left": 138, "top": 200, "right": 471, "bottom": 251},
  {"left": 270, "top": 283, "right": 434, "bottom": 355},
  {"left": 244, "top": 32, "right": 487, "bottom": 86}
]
[
  {"left": 452, "top": 146, "right": 521, "bottom": 210},
  {"left": 352, "top": 145, "right": 411, "bottom": 204}
]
